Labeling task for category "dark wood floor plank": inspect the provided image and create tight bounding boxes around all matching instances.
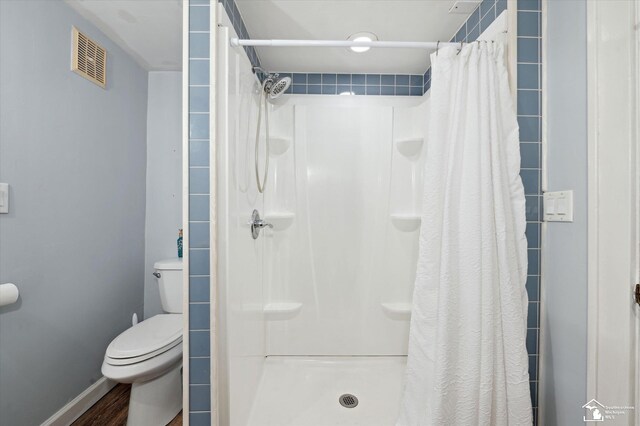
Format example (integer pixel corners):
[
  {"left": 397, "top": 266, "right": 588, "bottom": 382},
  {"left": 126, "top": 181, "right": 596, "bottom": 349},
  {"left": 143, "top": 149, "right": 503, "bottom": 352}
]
[
  {"left": 72, "top": 383, "right": 182, "bottom": 426},
  {"left": 167, "top": 413, "right": 183, "bottom": 426}
]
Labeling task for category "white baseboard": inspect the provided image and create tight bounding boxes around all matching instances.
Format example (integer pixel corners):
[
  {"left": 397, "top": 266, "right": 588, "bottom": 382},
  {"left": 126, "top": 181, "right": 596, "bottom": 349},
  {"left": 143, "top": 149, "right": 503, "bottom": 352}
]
[{"left": 41, "top": 376, "right": 117, "bottom": 426}]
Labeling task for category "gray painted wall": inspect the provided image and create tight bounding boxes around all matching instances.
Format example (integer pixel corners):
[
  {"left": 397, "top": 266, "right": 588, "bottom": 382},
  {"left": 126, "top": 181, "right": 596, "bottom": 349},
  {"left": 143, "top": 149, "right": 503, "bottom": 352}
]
[
  {"left": 144, "top": 72, "right": 182, "bottom": 318},
  {"left": 0, "top": 1, "right": 148, "bottom": 424},
  {"left": 541, "top": 0, "right": 588, "bottom": 424}
]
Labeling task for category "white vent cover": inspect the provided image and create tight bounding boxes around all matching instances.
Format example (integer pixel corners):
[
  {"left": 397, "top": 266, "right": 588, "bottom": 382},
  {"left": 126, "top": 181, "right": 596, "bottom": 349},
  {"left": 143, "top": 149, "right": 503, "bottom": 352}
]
[{"left": 71, "top": 27, "right": 107, "bottom": 88}]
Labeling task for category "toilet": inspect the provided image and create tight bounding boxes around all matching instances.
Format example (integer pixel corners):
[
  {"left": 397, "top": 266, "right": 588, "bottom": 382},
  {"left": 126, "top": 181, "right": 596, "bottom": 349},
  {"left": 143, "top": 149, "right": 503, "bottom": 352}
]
[{"left": 102, "top": 258, "right": 183, "bottom": 426}]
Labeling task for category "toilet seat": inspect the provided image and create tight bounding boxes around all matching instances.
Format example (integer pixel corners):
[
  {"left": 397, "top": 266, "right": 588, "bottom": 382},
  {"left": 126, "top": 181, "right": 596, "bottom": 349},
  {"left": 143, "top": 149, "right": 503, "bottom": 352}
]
[
  {"left": 102, "top": 314, "right": 183, "bottom": 384},
  {"left": 102, "top": 342, "right": 182, "bottom": 384},
  {"left": 106, "top": 338, "right": 181, "bottom": 366},
  {"left": 105, "top": 314, "right": 182, "bottom": 366}
]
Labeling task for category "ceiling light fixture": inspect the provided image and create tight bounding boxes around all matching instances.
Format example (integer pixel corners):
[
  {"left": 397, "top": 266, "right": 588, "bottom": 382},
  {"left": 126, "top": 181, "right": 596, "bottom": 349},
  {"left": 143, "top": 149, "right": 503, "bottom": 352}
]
[{"left": 347, "top": 32, "right": 378, "bottom": 53}]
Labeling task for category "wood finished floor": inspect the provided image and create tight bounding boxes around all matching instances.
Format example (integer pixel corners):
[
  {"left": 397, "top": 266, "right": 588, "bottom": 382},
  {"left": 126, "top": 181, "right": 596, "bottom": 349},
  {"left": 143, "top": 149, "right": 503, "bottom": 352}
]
[{"left": 72, "top": 383, "right": 182, "bottom": 426}]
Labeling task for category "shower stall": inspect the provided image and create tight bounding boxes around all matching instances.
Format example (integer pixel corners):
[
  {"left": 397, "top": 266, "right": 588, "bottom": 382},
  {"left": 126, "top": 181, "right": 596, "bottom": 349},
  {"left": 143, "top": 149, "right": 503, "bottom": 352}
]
[
  {"left": 215, "top": 10, "right": 428, "bottom": 425},
  {"left": 191, "top": 2, "right": 526, "bottom": 424}
]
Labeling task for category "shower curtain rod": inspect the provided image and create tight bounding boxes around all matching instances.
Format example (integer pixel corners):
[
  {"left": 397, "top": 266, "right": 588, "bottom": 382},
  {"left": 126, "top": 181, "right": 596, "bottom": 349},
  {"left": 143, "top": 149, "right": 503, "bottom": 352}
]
[{"left": 230, "top": 38, "right": 463, "bottom": 49}]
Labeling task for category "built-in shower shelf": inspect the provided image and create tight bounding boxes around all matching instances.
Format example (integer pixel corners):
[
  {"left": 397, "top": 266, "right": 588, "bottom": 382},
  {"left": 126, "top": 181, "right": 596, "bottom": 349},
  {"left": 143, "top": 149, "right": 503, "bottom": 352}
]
[
  {"left": 381, "top": 303, "right": 412, "bottom": 320},
  {"left": 390, "top": 214, "right": 421, "bottom": 232},
  {"left": 265, "top": 212, "right": 295, "bottom": 230},
  {"left": 264, "top": 302, "right": 302, "bottom": 320},
  {"left": 269, "top": 137, "right": 292, "bottom": 156},
  {"left": 395, "top": 138, "right": 424, "bottom": 158}
]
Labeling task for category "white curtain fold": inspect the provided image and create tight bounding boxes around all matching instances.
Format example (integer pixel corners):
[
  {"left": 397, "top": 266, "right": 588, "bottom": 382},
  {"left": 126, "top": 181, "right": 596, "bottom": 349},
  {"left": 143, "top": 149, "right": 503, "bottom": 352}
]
[{"left": 397, "top": 42, "right": 532, "bottom": 426}]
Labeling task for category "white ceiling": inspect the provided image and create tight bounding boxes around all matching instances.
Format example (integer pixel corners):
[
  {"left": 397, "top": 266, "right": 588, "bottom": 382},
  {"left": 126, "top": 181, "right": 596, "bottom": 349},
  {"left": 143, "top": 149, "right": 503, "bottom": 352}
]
[
  {"left": 65, "top": 0, "right": 182, "bottom": 71},
  {"left": 235, "top": 0, "right": 474, "bottom": 74},
  {"left": 63, "top": 0, "right": 474, "bottom": 74}
]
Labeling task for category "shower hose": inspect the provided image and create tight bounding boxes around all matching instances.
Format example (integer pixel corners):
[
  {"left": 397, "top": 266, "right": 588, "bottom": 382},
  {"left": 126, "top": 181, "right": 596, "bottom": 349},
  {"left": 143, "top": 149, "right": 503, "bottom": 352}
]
[{"left": 255, "top": 80, "right": 270, "bottom": 193}]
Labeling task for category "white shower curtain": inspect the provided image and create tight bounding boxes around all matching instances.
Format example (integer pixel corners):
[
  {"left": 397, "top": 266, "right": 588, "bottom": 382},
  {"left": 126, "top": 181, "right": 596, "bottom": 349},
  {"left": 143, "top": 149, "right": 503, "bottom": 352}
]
[{"left": 397, "top": 42, "right": 532, "bottom": 426}]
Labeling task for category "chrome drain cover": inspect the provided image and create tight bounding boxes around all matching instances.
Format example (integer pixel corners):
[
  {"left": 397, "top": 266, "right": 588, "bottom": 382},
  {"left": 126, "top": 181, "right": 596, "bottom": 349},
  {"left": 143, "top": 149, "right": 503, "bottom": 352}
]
[{"left": 339, "top": 394, "right": 359, "bottom": 408}]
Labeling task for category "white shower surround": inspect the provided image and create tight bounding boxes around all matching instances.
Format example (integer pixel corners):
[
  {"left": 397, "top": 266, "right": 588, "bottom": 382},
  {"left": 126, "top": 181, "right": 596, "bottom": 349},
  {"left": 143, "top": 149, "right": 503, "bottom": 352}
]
[
  {"left": 263, "top": 94, "right": 428, "bottom": 356},
  {"left": 217, "top": 5, "right": 429, "bottom": 423},
  {"left": 217, "top": 8, "right": 265, "bottom": 425}
]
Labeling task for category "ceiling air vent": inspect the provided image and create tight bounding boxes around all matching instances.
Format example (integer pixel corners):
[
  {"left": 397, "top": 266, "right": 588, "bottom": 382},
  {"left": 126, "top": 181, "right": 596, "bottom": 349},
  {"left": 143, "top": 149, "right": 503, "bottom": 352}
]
[{"left": 71, "top": 27, "right": 107, "bottom": 89}]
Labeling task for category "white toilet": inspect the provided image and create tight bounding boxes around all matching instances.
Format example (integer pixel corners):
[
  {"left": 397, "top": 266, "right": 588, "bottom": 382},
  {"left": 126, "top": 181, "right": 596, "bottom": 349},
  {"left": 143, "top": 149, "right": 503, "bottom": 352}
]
[{"left": 102, "top": 258, "right": 183, "bottom": 426}]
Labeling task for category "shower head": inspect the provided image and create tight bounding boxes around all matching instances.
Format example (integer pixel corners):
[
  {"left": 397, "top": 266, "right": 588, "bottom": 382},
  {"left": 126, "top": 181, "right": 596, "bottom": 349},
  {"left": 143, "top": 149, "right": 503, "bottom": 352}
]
[
  {"left": 258, "top": 71, "right": 291, "bottom": 99},
  {"left": 267, "top": 76, "right": 291, "bottom": 99}
]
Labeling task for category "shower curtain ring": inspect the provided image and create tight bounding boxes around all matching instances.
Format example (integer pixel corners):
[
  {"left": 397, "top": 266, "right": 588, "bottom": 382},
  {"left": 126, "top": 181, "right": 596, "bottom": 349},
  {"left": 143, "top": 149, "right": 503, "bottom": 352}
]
[
  {"left": 436, "top": 40, "right": 440, "bottom": 56},
  {"left": 457, "top": 40, "right": 463, "bottom": 55}
]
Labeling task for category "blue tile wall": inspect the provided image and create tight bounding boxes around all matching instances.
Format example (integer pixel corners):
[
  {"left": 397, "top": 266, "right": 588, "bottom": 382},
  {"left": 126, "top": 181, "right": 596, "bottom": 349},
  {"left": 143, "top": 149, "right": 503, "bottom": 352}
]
[
  {"left": 279, "top": 73, "right": 425, "bottom": 96},
  {"left": 188, "top": 1, "right": 261, "bottom": 421},
  {"left": 189, "top": 0, "right": 212, "bottom": 422},
  {"left": 516, "top": 0, "right": 542, "bottom": 419}
]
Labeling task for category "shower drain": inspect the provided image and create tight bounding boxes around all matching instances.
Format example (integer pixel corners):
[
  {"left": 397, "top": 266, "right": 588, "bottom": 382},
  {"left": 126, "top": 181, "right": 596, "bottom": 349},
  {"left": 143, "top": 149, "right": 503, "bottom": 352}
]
[{"left": 339, "top": 394, "right": 359, "bottom": 408}]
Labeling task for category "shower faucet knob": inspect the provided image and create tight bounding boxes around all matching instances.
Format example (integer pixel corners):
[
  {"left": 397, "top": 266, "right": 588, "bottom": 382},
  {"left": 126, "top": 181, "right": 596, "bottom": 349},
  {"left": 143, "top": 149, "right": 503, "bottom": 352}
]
[
  {"left": 249, "top": 209, "right": 273, "bottom": 239},
  {"left": 254, "top": 220, "right": 273, "bottom": 229}
]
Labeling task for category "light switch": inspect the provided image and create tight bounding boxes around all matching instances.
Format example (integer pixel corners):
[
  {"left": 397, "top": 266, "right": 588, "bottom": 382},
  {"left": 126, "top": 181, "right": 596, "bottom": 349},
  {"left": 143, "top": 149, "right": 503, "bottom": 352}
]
[
  {"left": 557, "top": 198, "right": 567, "bottom": 215},
  {"left": 0, "top": 183, "right": 8, "bottom": 214},
  {"left": 543, "top": 190, "right": 573, "bottom": 222},
  {"left": 545, "top": 198, "right": 556, "bottom": 214}
]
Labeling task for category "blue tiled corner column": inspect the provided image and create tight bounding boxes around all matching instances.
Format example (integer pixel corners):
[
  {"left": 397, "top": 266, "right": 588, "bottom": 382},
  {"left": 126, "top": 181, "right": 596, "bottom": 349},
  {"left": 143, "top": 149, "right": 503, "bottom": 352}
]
[
  {"left": 189, "top": 0, "right": 212, "bottom": 425},
  {"left": 187, "top": 2, "right": 262, "bottom": 424},
  {"left": 516, "top": 1, "right": 542, "bottom": 422}
]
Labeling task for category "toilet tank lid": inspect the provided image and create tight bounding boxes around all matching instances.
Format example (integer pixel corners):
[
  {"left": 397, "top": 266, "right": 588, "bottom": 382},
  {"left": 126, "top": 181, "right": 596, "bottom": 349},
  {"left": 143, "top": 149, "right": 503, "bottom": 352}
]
[{"left": 154, "top": 258, "right": 183, "bottom": 270}]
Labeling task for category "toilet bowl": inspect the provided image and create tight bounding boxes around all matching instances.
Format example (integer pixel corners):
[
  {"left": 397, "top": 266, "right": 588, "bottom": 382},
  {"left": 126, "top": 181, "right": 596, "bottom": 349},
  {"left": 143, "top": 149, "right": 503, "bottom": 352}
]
[{"left": 102, "top": 259, "right": 184, "bottom": 426}]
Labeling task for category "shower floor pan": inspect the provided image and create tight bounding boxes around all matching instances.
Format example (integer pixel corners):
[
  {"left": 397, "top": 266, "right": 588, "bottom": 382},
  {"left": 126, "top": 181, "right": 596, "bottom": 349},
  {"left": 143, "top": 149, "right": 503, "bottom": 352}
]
[{"left": 247, "top": 356, "right": 407, "bottom": 426}]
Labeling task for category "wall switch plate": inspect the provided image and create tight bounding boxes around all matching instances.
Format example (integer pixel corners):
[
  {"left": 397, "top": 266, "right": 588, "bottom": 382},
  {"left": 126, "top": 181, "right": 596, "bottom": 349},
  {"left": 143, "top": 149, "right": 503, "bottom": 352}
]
[
  {"left": 0, "top": 183, "right": 8, "bottom": 214},
  {"left": 543, "top": 190, "right": 573, "bottom": 222}
]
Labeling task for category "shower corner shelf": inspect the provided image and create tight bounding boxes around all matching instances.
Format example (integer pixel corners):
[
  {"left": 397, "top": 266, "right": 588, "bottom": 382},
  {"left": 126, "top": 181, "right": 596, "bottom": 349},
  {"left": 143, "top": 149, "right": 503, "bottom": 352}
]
[
  {"left": 269, "top": 137, "right": 292, "bottom": 156},
  {"left": 264, "top": 302, "right": 302, "bottom": 320},
  {"left": 381, "top": 302, "right": 412, "bottom": 320},
  {"left": 265, "top": 212, "right": 295, "bottom": 230},
  {"left": 390, "top": 214, "right": 421, "bottom": 232},
  {"left": 395, "top": 137, "right": 424, "bottom": 158}
]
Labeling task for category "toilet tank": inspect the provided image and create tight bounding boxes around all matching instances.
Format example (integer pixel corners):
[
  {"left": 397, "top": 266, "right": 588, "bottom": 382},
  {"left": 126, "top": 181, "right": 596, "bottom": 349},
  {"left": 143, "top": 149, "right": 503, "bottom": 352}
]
[{"left": 153, "top": 258, "right": 183, "bottom": 313}]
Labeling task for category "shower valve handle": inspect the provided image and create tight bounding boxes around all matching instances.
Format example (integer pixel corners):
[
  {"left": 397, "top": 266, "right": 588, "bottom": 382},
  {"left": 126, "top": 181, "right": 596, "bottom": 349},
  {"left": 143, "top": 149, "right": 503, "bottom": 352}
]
[
  {"left": 254, "top": 220, "right": 273, "bottom": 229},
  {"left": 249, "top": 209, "right": 273, "bottom": 239}
]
